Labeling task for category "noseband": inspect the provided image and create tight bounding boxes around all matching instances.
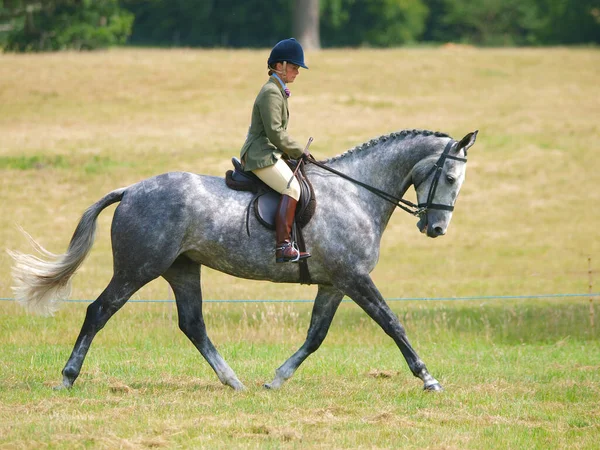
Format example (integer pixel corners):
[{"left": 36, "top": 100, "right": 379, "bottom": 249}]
[
  {"left": 414, "top": 140, "right": 467, "bottom": 215},
  {"left": 306, "top": 139, "right": 466, "bottom": 217}
]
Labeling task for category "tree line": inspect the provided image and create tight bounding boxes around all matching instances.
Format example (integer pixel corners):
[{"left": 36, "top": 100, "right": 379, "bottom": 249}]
[{"left": 1, "top": 0, "right": 599, "bottom": 52}]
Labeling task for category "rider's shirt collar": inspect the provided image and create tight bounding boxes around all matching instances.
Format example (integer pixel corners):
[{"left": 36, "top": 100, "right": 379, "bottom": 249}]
[{"left": 271, "top": 74, "right": 290, "bottom": 97}]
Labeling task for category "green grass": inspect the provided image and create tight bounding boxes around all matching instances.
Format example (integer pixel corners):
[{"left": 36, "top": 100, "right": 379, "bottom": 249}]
[
  {"left": 1, "top": 300, "right": 598, "bottom": 448},
  {"left": 0, "top": 47, "right": 599, "bottom": 448},
  {"left": 0, "top": 154, "right": 128, "bottom": 172},
  {"left": 0, "top": 154, "right": 70, "bottom": 170}
]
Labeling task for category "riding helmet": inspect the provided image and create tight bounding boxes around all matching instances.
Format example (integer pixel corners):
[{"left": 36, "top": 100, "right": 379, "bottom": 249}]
[{"left": 268, "top": 38, "right": 308, "bottom": 69}]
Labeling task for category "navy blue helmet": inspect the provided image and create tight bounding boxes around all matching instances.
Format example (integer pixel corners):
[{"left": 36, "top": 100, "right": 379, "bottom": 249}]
[{"left": 268, "top": 38, "right": 308, "bottom": 69}]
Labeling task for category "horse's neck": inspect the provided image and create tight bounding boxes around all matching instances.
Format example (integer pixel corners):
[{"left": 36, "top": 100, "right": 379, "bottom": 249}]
[
  {"left": 329, "top": 139, "right": 425, "bottom": 196},
  {"left": 323, "top": 138, "right": 432, "bottom": 230}
]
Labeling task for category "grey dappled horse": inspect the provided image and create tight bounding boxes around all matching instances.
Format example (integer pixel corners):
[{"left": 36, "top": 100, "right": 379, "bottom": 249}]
[{"left": 10, "top": 129, "right": 477, "bottom": 392}]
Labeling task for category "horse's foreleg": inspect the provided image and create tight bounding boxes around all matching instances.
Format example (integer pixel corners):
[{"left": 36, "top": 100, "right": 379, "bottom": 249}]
[
  {"left": 341, "top": 275, "right": 442, "bottom": 391},
  {"left": 265, "top": 285, "right": 344, "bottom": 390},
  {"left": 58, "top": 276, "right": 141, "bottom": 389},
  {"left": 163, "top": 256, "right": 245, "bottom": 391}
]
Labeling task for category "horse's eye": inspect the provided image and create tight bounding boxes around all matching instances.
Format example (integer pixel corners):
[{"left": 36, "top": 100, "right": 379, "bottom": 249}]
[{"left": 446, "top": 175, "right": 456, "bottom": 184}]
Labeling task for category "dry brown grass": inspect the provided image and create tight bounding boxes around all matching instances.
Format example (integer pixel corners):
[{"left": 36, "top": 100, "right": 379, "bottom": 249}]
[{"left": 1, "top": 47, "right": 599, "bottom": 303}]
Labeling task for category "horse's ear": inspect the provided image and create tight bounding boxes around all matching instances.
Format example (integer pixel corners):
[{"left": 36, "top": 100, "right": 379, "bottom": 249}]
[{"left": 456, "top": 130, "right": 478, "bottom": 153}]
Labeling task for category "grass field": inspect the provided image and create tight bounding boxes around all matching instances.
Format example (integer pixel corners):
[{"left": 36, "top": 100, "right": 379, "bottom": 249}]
[{"left": 1, "top": 47, "right": 599, "bottom": 448}]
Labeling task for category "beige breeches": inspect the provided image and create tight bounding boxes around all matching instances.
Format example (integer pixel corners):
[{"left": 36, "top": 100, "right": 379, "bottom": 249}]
[{"left": 252, "top": 158, "right": 301, "bottom": 201}]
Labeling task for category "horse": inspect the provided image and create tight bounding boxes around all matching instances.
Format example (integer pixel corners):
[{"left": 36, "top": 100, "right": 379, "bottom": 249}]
[{"left": 9, "top": 128, "right": 477, "bottom": 392}]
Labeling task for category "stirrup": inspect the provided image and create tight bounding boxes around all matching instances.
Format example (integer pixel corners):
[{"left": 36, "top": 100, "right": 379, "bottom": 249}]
[{"left": 276, "top": 242, "right": 310, "bottom": 264}]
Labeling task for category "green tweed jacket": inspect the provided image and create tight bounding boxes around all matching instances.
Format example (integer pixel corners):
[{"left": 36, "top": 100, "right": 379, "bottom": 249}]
[{"left": 240, "top": 77, "right": 304, "bottom": 171}]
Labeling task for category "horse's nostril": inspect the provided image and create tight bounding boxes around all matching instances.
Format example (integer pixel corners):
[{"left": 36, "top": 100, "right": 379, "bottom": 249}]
[{"left": 434, "top": 226, "right": 444, "bottom": 236}]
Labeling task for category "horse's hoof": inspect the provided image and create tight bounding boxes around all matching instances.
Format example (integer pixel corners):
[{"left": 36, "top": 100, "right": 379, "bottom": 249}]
[
  {"left": 264, "top": 380, "right": 283, "bottom": 390},
  {"left": 54, "top": 374, "right": 74, "bottom": 391},
  {"left": 424, "top": 382, "right": 443, "bottom": 392},
  {"left": 228, "top": 380, "right": 246, "bottom": 391}
]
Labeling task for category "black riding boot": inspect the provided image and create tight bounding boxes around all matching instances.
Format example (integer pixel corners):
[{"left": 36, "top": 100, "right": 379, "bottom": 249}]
[{"left": 275, "top": 195, "right": 311, "bottom": 263}]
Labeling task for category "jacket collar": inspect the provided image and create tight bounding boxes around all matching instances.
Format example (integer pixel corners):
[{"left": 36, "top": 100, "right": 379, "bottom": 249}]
[{"left": 269, "top": 76, "right": 289, "bottom": 97}]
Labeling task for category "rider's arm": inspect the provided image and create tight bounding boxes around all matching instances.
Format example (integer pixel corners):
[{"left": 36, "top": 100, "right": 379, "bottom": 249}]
[{"left": 258, "top": 88, "right": 304, "bottom": 159}]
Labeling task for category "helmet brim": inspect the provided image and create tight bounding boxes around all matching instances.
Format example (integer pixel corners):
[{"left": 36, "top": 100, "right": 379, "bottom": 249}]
[
  {"left": 269, "top": 59, "right": 308, "bottom": 70},
  {"left": 288, "top": 60, "right": 308, "bottom": 69}
]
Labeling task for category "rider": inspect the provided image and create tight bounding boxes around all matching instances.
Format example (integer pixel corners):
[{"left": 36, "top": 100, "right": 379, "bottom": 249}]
[{"left": 240, "top": 38, "right": 311, "bottom": 263}]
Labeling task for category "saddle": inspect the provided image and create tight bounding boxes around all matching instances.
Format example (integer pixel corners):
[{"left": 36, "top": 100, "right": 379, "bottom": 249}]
[
  {"left": 225, "top": 157, "right": 316, "bottom": 285},
  {"left": 225, "top": 158, "right": 316, "bottom": 233}
]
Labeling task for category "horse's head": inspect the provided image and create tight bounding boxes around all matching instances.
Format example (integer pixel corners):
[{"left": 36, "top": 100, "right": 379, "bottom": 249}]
[{"left": 413, "top": 131, "right": 478, "bottom": 238}]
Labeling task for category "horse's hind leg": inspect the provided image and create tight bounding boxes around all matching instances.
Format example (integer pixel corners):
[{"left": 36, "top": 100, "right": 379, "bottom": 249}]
[
  {"left": 162, "top": 256, "right": 245, "bottom": 391},
  {"left": 58, "top": 275, "right": 146, "bottom": 389},
  {"left": 265, "top": 285, "right": 344, "bottom": 390}
]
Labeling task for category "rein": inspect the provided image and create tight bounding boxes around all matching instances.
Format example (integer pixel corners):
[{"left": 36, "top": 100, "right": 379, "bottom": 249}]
[{"left": 306, "top": 139, "right": 466, "bottom": 217}]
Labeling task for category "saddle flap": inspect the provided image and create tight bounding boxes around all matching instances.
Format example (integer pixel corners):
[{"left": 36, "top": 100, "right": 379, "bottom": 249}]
[{"left": 253, "top": 191, "right": 280, "bottom": 230}]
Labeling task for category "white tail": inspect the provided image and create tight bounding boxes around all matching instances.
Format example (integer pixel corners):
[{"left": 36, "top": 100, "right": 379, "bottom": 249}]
[
  {"left": 8, "top": 228, "right": 85, "bottom": 316},
  {"left": 8, "top": 188, "right": 126, "bottom": 316}
]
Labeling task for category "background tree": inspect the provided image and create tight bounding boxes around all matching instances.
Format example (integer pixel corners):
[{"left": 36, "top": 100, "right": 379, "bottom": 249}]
[
  {"left": 421, "top": 0, "right": 599, "bottom": 45},
  {"left": 1, "top": 0, "right": 133, "bottom": 51},
  {"left": 123, "top": 0, "right": 292, "bottom": 47},
  {"left": 533, "top": 0, "right": 600, "bottom": 44},
  {"left": 2, "top": 0, "right": 599, "bottom": 52},
  {"left": 294, "top": 0, "right": 321, "bottom": 49},
  {"left": 320, "top": 0, "right": 429, "bottom": 46},
  {"left": 430, "top": 0, "right": 544, "bottom": 46}
]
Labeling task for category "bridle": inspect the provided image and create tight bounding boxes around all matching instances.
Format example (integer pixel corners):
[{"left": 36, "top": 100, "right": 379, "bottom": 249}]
[
  {"left": 306, "top": 139, "right": 467, "bottom": 217},
  {"left": 414, "top": 140, "right": 467, "bottom": 215}
]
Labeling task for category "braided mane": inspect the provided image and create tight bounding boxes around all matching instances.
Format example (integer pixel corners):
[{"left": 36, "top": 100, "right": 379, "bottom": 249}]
[{"left": 325, "top": 129, "right": 450, "bottom": 163}]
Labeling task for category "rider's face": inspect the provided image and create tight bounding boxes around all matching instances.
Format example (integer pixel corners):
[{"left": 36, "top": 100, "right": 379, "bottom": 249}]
[
  {"left": 285, "top": 63, "right": 300, "bottom": 83},
  {"left": 277, "top": 62, "right": 300, "bottom": 84}
]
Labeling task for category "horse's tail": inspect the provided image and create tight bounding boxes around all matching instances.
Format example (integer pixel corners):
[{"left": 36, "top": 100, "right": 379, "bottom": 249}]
[{"left": 8, "top": 187, "right": 127, "bottom": 316}]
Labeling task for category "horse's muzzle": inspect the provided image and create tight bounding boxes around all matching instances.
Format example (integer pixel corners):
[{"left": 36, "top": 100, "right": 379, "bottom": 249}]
[
  {"left": 429, "top": 225, "right": 446, "bottom": 237},
  {"left": 417, "top": 216, "right": 446, "bottom": 238}
]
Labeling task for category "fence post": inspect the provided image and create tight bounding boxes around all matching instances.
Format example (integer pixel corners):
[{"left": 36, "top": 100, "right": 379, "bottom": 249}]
[{"left": 590, "top": 257, "right": 595, "bottom": 328}]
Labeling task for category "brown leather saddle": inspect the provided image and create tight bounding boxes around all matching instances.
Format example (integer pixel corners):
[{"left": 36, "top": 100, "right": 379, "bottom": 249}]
[{"left": 225, "top": 158, "right": 316, "bottom": 235}]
